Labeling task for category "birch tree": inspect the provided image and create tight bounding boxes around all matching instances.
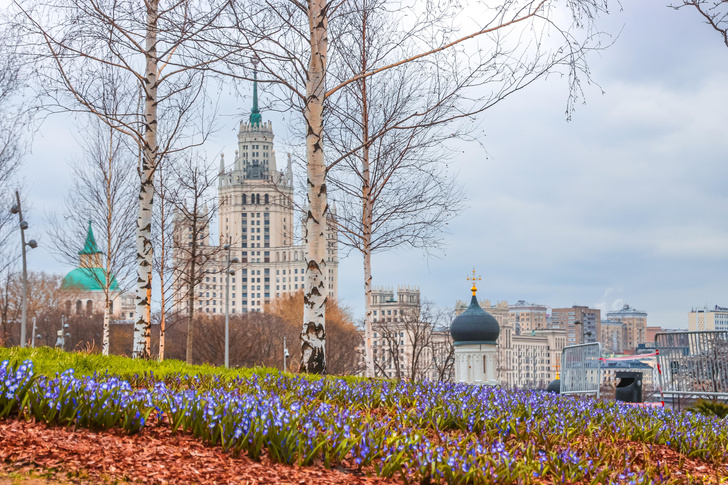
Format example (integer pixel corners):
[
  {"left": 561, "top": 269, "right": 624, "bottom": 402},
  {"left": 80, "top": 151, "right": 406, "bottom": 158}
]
[
  {"left": 14, "top": 0, "right": 239, "bottom": 358},
  {"left": 152, "top": 160, "right": 176, "bottom": 360},
  {"left": 227, "top": 0, "right": 609, "bottom": 373},
  {"left": 48, "top": 116, "right": 136, "bottom": 355}
]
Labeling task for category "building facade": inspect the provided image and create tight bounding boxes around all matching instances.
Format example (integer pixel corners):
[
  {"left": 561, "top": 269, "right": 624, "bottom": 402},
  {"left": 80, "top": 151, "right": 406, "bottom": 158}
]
[
  {"left": 173, "top": 79, "right": 338, "bottom": 316},
  {"left": 688, "top": 306, "right": 728, "bottom": 332},
  {"left": 363, "top": 286, "right": 453, "bottom": 381},
  {"left": 606, "top": 304, "right": 647, "bottom": 351},
  {"left": 501, "top": 328, "right": 567, "bottom": 389},
  {"left": 509, "top": 300, "right": 548, "bottom": 334},
  {"left": 551, "top": 305, "right": 601, "bottom": 346},
  {"left": 600, "top": 319, "right": 624, "bottom": 354}
]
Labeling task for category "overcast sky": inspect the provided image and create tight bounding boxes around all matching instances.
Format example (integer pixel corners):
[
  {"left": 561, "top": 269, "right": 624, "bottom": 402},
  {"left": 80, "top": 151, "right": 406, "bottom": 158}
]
[{"left": 13, "top": 0, "right": 728, "bottom": 328}]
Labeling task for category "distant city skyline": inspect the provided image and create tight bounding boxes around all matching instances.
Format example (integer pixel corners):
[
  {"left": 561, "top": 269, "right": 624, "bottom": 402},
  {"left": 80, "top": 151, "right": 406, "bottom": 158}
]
[{"left": 10, "top": 1, "right": 728, "bottom": 329}]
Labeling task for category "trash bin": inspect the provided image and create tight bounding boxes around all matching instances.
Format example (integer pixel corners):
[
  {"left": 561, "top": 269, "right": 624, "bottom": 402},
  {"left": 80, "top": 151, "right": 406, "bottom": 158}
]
[{"left": 615, "top": 371, "right": 643, "bottom": 403}]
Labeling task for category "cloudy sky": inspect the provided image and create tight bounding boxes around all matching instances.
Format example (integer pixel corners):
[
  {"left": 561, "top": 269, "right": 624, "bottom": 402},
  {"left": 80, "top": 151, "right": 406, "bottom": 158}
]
[{"left": 13, "top": 0, "right": 728, "bottom": 328}]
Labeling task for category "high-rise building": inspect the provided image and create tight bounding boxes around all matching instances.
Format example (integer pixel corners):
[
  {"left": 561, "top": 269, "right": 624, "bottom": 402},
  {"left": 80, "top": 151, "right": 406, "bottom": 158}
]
[
  {"left": 509, "top": 300, "right": 548, "bottom": 334},
  {"left": 606, "top": 304, "right": 647, "bottom": 351},
  {"left": 600, "top": 319, "right": 624, "bottom": 354},
  {"left": 688, "top": 306, "right": 728, "bottom": 332},
  {"left": 551, "top": 305, "right": 601, "bottom": 345},
  {"left": 173, "top": 77, "right": 338, "bottom": 315}
]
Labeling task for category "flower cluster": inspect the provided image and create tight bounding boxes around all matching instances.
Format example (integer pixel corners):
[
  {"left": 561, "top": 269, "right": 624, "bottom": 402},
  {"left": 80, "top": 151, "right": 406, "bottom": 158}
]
[{"left": 1, "top": 360, "right": 726, "bottom": 484}]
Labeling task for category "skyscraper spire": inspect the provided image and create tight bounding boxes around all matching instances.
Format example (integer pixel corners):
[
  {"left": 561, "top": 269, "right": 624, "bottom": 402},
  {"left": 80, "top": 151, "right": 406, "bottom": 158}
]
[{"left": 250, "top": 70, "right": 262, "bottom": 127}]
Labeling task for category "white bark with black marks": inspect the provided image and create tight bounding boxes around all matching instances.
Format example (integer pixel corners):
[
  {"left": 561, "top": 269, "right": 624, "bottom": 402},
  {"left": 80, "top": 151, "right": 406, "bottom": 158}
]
[
  {"left": 300, "top": 0, "right": 329, "bottom": 374},
  {"left": 133, "top": 0, "right": 159, "bottom": 359}
]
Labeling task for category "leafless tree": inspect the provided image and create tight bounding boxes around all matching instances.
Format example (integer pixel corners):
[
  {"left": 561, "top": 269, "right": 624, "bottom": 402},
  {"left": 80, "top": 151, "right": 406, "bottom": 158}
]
[
  {"left": 152, "top": 159, "right": 177, "bottom": 361},
  {"left": 430, "top": 332, "right": 455, "bottom": 383},
  {"left": 0, "top": 22, "right": 35, "bottom": 278},
  {"left": 224, "top": 0, "right": 609, "bottom": 373},
  {"left": 167, "top": 153, "right": 221, "bottom": 364},
  {"left": 48, "top": 116, "right": 136, "bottom": 355},
  {"left": 13, "top": 0, "right": 241, "bottom": 358},
  {"left": 372, "top": 298, "right": 448, "bottom": 381},
  {"left": 672, "top": 0, "right": 728, "bottom": 48},
  {"left": 325, "top": 0, "right": 476, "bottom": 377},
  {"left": 0, "top": 271, "right": 64, "bottom": 347}
]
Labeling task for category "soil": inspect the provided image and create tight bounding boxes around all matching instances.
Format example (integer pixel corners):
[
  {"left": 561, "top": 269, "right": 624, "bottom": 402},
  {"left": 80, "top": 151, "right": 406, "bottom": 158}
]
[{"left": 0, "top": 419, "right": 398, "bottom": 485}]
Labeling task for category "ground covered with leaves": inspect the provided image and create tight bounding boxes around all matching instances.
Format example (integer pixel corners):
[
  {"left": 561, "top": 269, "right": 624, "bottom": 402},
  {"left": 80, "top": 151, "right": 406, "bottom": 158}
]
[{"left": 0, "top": 347, "right": 727, "bottom": 484}]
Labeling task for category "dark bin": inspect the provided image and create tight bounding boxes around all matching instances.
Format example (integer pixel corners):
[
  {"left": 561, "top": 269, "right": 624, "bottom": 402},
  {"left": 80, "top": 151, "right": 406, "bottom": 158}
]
[{"left": 615, "top": 371, "right": 643, "bottom": 403}]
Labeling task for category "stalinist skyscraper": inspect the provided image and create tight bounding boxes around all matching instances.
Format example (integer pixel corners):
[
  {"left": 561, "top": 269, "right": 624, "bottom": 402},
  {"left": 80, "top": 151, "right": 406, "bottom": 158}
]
[{"left": 174, "top": 75, "right": 338, "bottom": 315}]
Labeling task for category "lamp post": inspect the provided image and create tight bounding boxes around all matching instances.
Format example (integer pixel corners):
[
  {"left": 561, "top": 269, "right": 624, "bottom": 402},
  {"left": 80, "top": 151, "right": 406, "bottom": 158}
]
[
  {"left": 223, "top": 243, "right": 239, "bottom": 368},
  {"left": 55, "top": 315, "right": 70, "bottom": 350},
  {"left": 10, "top": 190, "right": 38, "bottom": 348}
]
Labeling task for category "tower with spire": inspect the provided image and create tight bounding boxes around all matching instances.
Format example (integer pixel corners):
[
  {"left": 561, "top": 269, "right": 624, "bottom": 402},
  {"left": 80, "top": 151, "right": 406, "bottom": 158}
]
[
  {"left": 60, "top": 221, "right": 135, "bottom": 319},
  {"left": 176, "top": 72, "right": 339, "bottom": 316}
]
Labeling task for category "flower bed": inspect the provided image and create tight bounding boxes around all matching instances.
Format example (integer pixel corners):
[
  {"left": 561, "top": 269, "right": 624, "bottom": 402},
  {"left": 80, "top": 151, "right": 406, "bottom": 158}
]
[{"left": 1, "top": 357, "right": 727, "bottom": 484}]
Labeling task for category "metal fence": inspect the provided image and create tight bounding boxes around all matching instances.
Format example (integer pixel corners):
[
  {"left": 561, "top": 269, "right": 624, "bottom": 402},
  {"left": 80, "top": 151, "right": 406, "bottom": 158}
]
[
  {"left": 656, "top": 330, "right": 728, "bottom": 400},
  {"left": 561, "top": 342, "right": 602, "bottom": 398}
]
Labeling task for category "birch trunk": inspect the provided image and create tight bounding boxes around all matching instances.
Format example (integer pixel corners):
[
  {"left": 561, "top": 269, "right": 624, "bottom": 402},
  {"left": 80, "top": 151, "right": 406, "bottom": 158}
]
[
  {"left": 360, "top": 11, "right": 375, "bottom": 378},
  {"left": 185, "top": 213, "right": 198, "bottom": 364},
  {"left": 133, "top": 0, "right": 158, "bottom": 359},
  {"left": 299, "top": 0, "right": 328, "bottom": 374},
  {"left": 158, "top": 203, "right": 167, "bottom": 362},
  {"left": 103, "top": 300, "right": 110, "bottom": 355},
  {"left": 103, "top": 126, "right": 113, "bottom": 356}
]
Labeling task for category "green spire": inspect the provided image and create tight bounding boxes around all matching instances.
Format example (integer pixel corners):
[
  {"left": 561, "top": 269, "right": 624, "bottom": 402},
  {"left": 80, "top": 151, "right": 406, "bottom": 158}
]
[
  {"left": 249, "top": 70, "right": 262, "bottom": 126},
  {"left": 79, "top": 220, "right": 102, "bottom": 255}
]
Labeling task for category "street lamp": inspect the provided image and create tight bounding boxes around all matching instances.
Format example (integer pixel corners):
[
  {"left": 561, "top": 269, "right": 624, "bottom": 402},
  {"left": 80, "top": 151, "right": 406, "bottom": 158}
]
[
  {"left": 55, "top": 315, "right": 70, "bottom": 350},
  {"left": 11, "top": 190, "right": 38, "bottom": 348},
  {"left": 223, "top": 243, "right": 239, "bottom": 368}
]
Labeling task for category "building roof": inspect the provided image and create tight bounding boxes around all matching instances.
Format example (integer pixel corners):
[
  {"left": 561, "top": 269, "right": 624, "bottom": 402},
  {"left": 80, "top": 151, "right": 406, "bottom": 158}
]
[
  {"left": 606, "top": 304, "right": 647, "bottom": 317},
  {"left": 61, "top": 267, "right": 119, "bottom": 292},
  {"left": 510, "top": 300, "right": 547, "bottom": 310},
  {"left": 450, "top": 293, "right": 500, "bottom": 345},
  {"left": 79, "top": 220, "right": 102, "bottom": 255}
]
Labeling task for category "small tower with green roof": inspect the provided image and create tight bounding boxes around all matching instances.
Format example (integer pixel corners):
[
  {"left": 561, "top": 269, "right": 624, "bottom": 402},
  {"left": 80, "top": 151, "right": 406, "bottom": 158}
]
[
  {"left": 61, "top": 221, "right": 119, "bottom": 292},
  {"left": 79, "top": 220, "right": 103, "bottom": 268}
]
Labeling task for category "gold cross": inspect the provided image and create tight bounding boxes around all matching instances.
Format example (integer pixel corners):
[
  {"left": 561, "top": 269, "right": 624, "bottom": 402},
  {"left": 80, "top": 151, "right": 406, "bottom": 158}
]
[
  {"left": 466, "top": 269, "right": 481, "bottom": 296},
  {"left": 552, "top": 361, "right": 561, "bottom": 379}
]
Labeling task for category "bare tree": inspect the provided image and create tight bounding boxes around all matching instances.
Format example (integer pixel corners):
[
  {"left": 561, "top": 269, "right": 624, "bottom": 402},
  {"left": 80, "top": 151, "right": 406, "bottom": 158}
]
[
  {"left": 672, "top": 0, "right": 728, "bottom": 48},
  {"left": 325, "top": 0, "right": 475, "bottom": 377},
  {"left": 152, "top": 160, "right": 176, "bottom": 361},
  {"left": 372, "top": 298, "right": 449, "bottom": 381},
  {"left": 225, "top": 0, "right": 609, "bottom": 373},
  {"left": 0, "top": 22, "right": 35, "bottom": 279},
  {"left": 167, "top": 154, "right": 221, "bottom": 364},
  {"left": 431, "top": 332, "right": 455, "bottom": 383},
  {"left": 48, "top": 116, "right": 136, "bottom": 355},
  {"left": 0, "top": 271, "right": 64, "bottom": 347},
  {"left": 14, "top": 0, "right": 240, "bottom": 358}
]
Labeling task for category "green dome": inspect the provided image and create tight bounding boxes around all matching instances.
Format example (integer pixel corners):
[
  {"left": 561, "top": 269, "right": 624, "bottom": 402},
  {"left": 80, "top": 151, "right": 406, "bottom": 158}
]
[{"left": 61, "top": 267, "right": 119, "bottom": 292}]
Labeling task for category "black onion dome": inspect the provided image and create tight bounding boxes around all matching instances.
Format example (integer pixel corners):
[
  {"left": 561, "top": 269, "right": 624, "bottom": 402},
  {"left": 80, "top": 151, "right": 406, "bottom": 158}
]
[
  {"left": 450, "top": 294, "right": 500, "bottom": 346},
  {"left": 546, "top": 378, "right": 561, "bottom": 394}
]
